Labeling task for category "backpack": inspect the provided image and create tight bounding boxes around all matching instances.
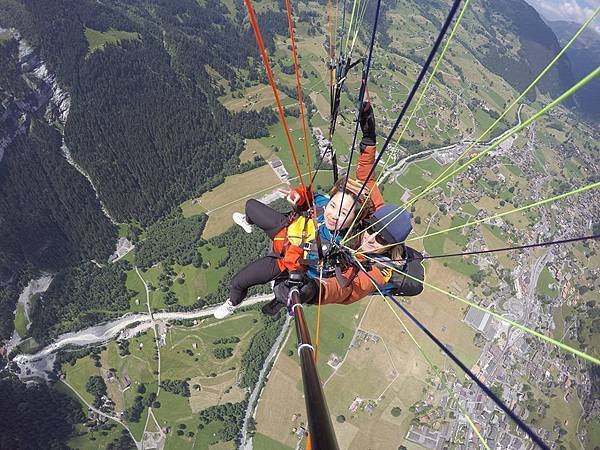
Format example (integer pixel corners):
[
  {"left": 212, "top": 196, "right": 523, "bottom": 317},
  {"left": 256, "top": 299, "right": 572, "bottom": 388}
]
[{"left": 375, "top": 246, "right": 425, "bottom": 296}]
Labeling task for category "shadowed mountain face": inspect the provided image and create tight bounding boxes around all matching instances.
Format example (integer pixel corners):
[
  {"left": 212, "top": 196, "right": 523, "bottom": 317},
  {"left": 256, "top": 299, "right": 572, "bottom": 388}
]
[
  {"left": 473, "top": 0, "right": 575, "bottom": 101},
  {"left": 0, "top": 0, "right": 278, "bottom": 226},
  {"left": 406, "top": 0, "right": 576, "bottom": 102},
  {"left": 0, "top": 35, "right": 117, "bottom": 342},
  {"left": 548, "top": 20, "right": 600, "bottom": 121}
]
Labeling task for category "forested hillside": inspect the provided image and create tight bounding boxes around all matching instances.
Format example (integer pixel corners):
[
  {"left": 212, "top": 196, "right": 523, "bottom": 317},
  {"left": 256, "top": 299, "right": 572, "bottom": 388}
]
[
  {"left": 454, "top": 0, "right": 575, "bottom": 102},
  {"left": 0, "top": 0, "right": 280, "bottom": 224},
  {"left": 0, "top": 117, "right": 117, "bottom": 341},
  {"left": 0, "top": 374, "right": 85, "bottom": 448},
  {"left": 0, "top": 0, "right": 284, "bottom": 343}
]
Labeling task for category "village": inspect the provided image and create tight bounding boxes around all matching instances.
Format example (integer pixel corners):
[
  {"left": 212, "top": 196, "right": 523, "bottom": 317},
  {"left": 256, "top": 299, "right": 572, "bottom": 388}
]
[{"left": 397, "top": 124, "right": 599, "bottom": 448}]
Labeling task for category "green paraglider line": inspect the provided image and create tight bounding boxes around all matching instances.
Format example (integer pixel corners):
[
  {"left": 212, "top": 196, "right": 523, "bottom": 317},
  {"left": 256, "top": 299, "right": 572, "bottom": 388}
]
[
  {"left": 357, "top": 260, "right": 550, "bottom": 449},
  {"left": 343, "top": 0, "right": 474, "bottom": 239},
  {"left": 408, "top": 181, "right": 600, "bottom": 244},
  {"left": 365, "top": 274, "right": 491, "bottom": 450},
  {"left": 347, "top": 64, "right": 600, "bottom": 243},
  {"left": 359, "top": 253, "right": 600, "bottom": 366}
]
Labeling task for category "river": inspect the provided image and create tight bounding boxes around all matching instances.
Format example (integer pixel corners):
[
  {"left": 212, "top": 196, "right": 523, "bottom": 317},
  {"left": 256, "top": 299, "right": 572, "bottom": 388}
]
[
  {"left": 11, "top": 294, "right": 272, "bottom": 381},
  {"left": 4, "top": 274, "right": 54, "bottom": 355}
]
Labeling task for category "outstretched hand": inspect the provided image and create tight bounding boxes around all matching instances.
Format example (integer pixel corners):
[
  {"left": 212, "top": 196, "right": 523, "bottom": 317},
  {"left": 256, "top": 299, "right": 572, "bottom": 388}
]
[{"left": 278, "top": 188, "right": 302, "bottom": 206}]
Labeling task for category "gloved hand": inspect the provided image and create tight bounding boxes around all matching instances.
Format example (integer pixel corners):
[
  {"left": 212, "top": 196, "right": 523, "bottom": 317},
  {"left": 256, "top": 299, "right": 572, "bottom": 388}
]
[
  {"left": 273, "top": 275, "right": 318, "bottom": 305},
  {"left": 359, "top": 101, "right": 376, "bottom": 148},
  {"left": 279, "top": 186, "right": 313, "bottom": 210}
]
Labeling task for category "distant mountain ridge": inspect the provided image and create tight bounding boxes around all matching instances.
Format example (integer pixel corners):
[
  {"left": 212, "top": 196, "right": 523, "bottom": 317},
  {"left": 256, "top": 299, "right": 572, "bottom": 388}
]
[
  {"left": 472, "top": 0, "right": 575, "bottom": 102},
  {"left": 548, "top": 19, "right": 600, "bottom": 121}
]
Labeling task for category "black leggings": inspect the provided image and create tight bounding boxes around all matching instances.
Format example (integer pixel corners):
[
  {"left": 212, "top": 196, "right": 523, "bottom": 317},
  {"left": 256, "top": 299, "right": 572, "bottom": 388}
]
[{"left": 229, "top": 200, "right": 289, "bottom": 305}]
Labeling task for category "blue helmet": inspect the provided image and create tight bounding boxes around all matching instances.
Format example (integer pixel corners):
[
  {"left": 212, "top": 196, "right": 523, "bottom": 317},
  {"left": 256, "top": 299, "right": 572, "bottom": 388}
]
[{"left": 368, "top": 204, "right": 413, "bottom": 244}]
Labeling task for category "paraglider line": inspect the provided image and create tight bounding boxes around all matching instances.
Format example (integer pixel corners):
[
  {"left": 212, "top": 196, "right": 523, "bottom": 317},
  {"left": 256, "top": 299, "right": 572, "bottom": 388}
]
[
  {"left": 333, "top": 0, "right": 382, "bottom": 237},
  {"left": 358, "top": 253, "right": 600, "bottom": 365},
  {"left": 358, "top": 234, "right": 600, "bottom": 262},
  {"left": 341, "top": 0, "right": 472, "bottom": 240},
  {"left": 358, "top": 266, "right": 550, "bottom": 449},
  {"left": 339, "top": 0, "right": 462, "bottom": 240},
  {"left": 346, "top": 63, "right": 600, "bottom": 244}
]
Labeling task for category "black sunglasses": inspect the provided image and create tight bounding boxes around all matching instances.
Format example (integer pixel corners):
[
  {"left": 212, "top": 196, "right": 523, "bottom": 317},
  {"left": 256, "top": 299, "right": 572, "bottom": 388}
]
[{"left": 364, "top": 222, "right": 389, "bottom": 246}]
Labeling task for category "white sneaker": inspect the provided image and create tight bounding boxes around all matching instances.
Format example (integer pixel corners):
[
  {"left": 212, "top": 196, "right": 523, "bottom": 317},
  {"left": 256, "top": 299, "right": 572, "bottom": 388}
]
[
  {"left": 214, "top": 299, "right": 237, "bottom": 319},
  {"left": 233, "top": 213, "right": 253, "bottom": 234}
]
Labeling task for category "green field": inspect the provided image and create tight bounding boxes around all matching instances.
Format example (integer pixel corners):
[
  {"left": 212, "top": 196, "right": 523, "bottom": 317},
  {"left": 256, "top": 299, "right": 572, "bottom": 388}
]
[
  {"left": 161, "top": 312, "right": 260, "bottom": 378},
  {"left": 253, "top": 432, "right": 294, "bottom": 450},
  {"left": 125, "top": 268, "right": 147, "bottom": 312},
  {"left": 172, "top": 245, "right": 228, "bottom": 300},
  {"left": 84, "top": 27, "right": 140, "bottom": 54},
  {"left": 282, "top": 301, "right": 366, "bottom": 380},
  {"left": 61, "top": 330, "right": 159, "bottom": 441},
  {"left": 62, "top": 355, "right": 103, "bottom": 405},
  {"left": 536, "top": 267, "right": 558, "bottom": 297},
  {"left": 59, "top": 311, "right": 266, "bottom": 446},
  {"left": 56, "top": 382, "right": 128, "bottom": 450},
  {"left": 14, "top": 303, "right": 28, "bottom": 338},
  {"left": 422, "top": 229, "right": 447, "bottom": 256}
]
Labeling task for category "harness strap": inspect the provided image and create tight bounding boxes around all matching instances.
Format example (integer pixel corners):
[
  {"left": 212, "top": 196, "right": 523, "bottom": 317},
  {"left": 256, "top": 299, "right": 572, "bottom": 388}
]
[{"left": 335, "top": 264, "right": 359, "bottom": 288}]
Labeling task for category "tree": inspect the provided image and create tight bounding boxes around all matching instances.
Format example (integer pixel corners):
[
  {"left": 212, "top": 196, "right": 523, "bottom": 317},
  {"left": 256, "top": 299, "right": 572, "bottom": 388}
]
[
  {"left": 160, "top": 380, "right": 191, "bottom": 397},
  {"left": 137, "top": 383, "right": 146, "bottom": 394},
  {"left": 213, "top": 347, "right": 234, "bottom": 359},
  {"left": 391, "top": 406, "right": 402, "bottom": 417},
  {"left": 86, "top": 376, "right": 107, "bottom": 399},
  {"left": 336, "top": 415, "right": 346, "bottom": 423},
  {"left": 0, "top": 376, "right": 85, "bottom": 449}
]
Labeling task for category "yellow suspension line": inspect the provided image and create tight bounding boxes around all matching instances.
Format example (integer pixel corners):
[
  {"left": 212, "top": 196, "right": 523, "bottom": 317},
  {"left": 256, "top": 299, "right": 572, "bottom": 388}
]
[
  {"left": 354, "top": 180, "right": 599, "bottom": 253},
  {"left": 344, "top": 0, "right": 361, "bottom": 55},
  {"left": 341, "top": 0, "right": 473, "bottom": 241},
  {"left": 410, "top": 7, "right": 599, "bottom": 207},
  {"left": 344, "top": 64, "right": 600, "bottom": 244},
  {"left": 353, "top": 261, "right": 491, "bottom": 448}
]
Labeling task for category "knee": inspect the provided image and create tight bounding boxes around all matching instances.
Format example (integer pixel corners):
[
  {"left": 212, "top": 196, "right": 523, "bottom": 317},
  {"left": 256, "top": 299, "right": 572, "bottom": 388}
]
[
  {"left": 245, "top": 199, "right": 262, "bottom": 222},
  {"left": 245, "top": 198, "right": 262, "bottom": 212},
  {"left": 231, "top": 272, "right": 246, "bottom": 291},
  {"left": 401, "top": 280, "right": 423, "bottom": 296}
]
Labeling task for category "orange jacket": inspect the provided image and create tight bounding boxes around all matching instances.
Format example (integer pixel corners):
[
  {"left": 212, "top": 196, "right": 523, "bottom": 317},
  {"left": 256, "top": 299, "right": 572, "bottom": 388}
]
[
  {"left": 355, "top": 144, "right": 384, "bottom": 211},
  {"left": 318, "top": 257, "right": 387, "bottom": 305},
  {"left": 274, "top": 144, "right": 384, "bottom": 274},
  {"left": 318, "top": 144, "right": 387, "bottom": 305}
]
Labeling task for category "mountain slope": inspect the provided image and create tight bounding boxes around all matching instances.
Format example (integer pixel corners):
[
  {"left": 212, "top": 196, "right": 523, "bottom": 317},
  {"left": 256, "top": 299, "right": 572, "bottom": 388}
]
[
  {"left": 468, "top": 0, "right": 575, "bottom": 101},
  {"left": 0, "top": 0, "right": 277, "bottom": 225},
  {"left": 0, "top": 34, "right": 117, "bottom": 342},
  {"left": 548, "top": 19, "right": 600, "bottom": 120}
]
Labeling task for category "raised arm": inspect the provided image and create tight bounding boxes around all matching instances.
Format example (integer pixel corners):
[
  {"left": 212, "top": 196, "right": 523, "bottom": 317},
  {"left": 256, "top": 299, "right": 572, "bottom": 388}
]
[{"left": 355, "top": 102, "right": 384, "bottom": 211}]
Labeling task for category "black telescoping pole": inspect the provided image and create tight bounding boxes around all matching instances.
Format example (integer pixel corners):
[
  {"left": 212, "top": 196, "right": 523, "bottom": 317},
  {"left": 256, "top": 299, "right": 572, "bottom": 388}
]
[{"left": 290, "top": 288, "right": 340, "bottom": 450}]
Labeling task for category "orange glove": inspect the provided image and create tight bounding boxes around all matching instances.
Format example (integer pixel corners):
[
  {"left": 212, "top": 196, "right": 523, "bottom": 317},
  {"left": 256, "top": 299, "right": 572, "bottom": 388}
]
[{"left": 279, "top": 186, "right": 313, "bottom": 210}]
